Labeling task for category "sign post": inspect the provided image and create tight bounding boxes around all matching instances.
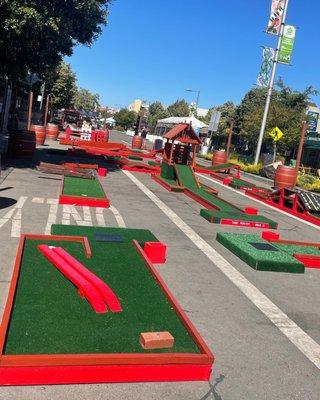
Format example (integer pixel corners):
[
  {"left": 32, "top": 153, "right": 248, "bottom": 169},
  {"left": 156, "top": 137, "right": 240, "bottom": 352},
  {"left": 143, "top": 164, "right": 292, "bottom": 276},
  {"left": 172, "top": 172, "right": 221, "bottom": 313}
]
[
  {"left": 269, "top": 127, "right": 284, "bottom": 162},
  {"left": 254, "top": 0, "right": 290, "bottom": 165}
]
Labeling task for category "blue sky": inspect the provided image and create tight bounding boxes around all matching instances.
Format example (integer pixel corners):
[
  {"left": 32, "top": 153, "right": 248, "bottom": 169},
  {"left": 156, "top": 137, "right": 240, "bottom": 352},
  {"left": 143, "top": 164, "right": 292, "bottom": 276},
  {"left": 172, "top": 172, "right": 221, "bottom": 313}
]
[{"left": 68, "top": 0, "right": 320, "bottom": 109}]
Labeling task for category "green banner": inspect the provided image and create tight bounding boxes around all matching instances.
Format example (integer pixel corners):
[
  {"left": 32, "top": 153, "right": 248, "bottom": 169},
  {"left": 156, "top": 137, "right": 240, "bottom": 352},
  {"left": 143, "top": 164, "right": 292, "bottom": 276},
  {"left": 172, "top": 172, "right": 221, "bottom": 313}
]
[{"left": 278, "top": 25, "right": 296, "bottom": 64}]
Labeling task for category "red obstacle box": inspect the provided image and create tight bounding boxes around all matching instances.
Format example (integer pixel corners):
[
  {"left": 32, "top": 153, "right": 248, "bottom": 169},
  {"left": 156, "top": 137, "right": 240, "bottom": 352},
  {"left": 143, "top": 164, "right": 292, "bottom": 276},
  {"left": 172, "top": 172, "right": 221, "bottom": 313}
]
[{"left": 144, "top": 242, "right": 167, "bottom": 263}]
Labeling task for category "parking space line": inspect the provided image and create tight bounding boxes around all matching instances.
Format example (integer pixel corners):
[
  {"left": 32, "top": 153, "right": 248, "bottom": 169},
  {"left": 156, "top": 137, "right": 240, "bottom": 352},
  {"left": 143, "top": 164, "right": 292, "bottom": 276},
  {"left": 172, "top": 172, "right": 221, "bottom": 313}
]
[
  {"left": 110, "top": 205, "right": 126, "bottom": 227},
  {"left": 123, "top": 170, "right": 320, "bottom": 370}
]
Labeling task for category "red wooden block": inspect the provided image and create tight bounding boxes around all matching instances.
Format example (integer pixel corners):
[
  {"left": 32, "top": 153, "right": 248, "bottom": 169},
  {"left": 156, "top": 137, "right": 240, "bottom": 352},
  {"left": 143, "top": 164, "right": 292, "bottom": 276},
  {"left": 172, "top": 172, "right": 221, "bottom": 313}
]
[
  {"left": 244, "top": 207, "right": 258, "bottom": 215},
  {"left": 261, "top": 231, "right": 280, "bottom": 241},
  {"left": 140, "top": 332, "right": 174, "bottom": 349},
  {"left": 144, "top": 242, "right": 167, "bottom": 264},
  {"left": 222, "top": 178, "right": 232, "bottom": 185},
  {"left": 98, "top": 167, "right": 107, "bottom": 177},
  {"left": 38, "top": 245, "right": 107, "bottom": 314},
  {"left": 294, "top": 253, "right": 320, "bottom": 269}
]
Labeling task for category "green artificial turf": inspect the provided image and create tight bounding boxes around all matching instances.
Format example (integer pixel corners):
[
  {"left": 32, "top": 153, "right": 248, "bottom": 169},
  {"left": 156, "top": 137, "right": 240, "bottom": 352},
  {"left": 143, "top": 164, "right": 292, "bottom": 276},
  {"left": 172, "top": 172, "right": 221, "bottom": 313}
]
[
  {"left": 4, "top": 226, "right": 200, "bottom": 355},
  {"left": 160, "top": 161, "right": 176, "bottom": 181},
  {"left": 216, "top": 232, "right": 304, "bottom": 273},
  {"left": 175, "top": 164, "right": 199, "bottom": 190},
  {"left": 196, "top": 163, "right": 235, "bottom": 171},
  {"left": 272, "top": 243, "right": 320, "bottom": 256},
  {"left": 229, "top": 178, "right": 255, "bottom": 189},
  {"left": 128, "top": 155, "right": 143, "bottom": 161},
  {"left": 201, "top": 209, "right": 278, "bottom": 228},
  {"left": 63, "top": 176, "right": 106, "bottom": 199},
  {"left": 148, "top": 160, "right": 159, "bottom": 166}
]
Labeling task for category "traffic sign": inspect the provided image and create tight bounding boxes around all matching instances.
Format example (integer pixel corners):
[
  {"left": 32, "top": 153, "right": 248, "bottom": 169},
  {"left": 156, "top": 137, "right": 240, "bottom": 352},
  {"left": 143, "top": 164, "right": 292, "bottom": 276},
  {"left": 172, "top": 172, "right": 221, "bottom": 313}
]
[{"left": 269, "top": 127, "right": 284, "bottom": 142}]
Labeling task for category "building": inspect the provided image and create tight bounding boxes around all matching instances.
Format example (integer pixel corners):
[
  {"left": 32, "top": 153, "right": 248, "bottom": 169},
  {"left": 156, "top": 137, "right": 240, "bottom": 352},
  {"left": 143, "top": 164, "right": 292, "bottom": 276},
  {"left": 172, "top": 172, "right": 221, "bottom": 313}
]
[
  {"left": 301, "top": 106, "right": 320, "bottom": 169},
  {"left": 128, "top": 99, "right": 148, "bottom": 114}
]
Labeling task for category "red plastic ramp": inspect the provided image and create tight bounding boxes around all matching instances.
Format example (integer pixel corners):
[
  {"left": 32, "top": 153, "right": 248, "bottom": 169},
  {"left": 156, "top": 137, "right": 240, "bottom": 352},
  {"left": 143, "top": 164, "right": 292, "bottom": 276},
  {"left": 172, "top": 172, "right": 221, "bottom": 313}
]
[
  {"left": 53, "top": 247, "right": 122, "bottom": 312},
  {"left": 38, "top": 245, "right": 107, "bottom": 313}
]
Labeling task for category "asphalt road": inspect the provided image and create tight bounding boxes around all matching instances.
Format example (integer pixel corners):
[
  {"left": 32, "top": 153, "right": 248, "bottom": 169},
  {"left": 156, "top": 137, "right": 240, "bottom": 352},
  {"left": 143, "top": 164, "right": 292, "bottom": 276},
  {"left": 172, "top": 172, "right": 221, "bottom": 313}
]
[{"left": 0, "top": 131, "right": 319, "bottom": 399}]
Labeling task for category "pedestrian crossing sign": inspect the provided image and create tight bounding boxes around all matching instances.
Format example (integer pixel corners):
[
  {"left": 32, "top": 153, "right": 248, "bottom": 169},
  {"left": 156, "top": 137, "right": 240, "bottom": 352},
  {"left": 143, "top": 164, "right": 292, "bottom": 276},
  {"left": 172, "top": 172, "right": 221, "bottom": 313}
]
[{"left": 269, "top": 127, "right": 284, "bottom": 141}]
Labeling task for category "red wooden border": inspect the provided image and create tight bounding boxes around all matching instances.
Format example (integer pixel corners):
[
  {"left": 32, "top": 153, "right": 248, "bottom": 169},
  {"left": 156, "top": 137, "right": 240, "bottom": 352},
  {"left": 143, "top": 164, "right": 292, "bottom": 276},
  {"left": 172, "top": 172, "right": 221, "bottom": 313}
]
[
  {"left": 59, "top": 176, "right": 110, "bottom": 208},
  {"left": 151, "top": 174, "right": 185, "bottom": 192},
  {"left": 0, "top": 235, "right": 213, "bottom": 384},
  {"left": 220, "top": 219, "right": 270, "bottom": 229},
  {"left": 0, "top": 364, "right": 211, "bottom": 385}
]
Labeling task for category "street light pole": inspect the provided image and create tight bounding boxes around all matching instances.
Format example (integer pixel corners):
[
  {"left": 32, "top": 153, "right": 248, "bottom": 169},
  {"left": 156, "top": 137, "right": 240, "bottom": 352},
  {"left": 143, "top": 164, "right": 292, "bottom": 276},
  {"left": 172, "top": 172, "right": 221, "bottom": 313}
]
[{"left": 254, "top": 0, "right": 290, "bottom": 165}]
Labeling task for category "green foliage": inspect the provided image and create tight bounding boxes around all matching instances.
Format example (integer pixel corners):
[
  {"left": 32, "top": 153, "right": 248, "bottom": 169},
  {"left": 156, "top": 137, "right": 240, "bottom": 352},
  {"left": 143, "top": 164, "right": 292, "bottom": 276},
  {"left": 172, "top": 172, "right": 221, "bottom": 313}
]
[
  {"left": 148, "top": 101, "right": 169, "bottom": 128},
  {"left": 74, "top": 88, "right": 100, "bottom": 112},
  {"left": 0, "top": 0, "right": 111, "bottom": 79},
  {"left": 51, "top": 63, "right": 77, "bottom": 109},
  {"left": 167, "top": 99, "right": 189, "bottom": 117},
  {"left": 211, "top": 101, "right": 236, "bottom": 135},
  {"left": 297, "top": 172, "right": 320, "bottom": 192},
  {"left": 114, "top": 109, "right": 137, "bottom": 129},
  {"left": 114, "top": 125, "right": 125, "bottom": 132}
]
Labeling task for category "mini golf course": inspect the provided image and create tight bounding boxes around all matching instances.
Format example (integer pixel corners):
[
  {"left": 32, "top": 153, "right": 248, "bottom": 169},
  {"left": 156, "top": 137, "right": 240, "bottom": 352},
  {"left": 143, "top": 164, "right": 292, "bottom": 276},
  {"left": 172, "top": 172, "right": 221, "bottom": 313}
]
[
  {"left": 216, "top": 231, "right": 320, "bottom": 273},
  {"left": 0, "top": 226, "right": 213, "bottom": 385},
  {"left": 169, "top": 164, "right": 277, "bottom": 229},
  {"left": 59, "top": 176, "right": 110, "bottom": 208}
]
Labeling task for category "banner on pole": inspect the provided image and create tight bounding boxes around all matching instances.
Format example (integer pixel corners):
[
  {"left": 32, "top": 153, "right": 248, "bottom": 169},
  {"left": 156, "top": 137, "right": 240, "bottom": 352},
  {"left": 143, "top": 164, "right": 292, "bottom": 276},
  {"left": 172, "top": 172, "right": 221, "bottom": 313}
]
[
  {"left": 208, "top": 111, "right": 221, "bottom": 132},
  {"left": 257, "top": 47, "right": 275, "bottom": 87},
  {"left": 267, "top": 0, "right": 285, "bottom": 35},
  {"left": 278, "top": 25, "right": 296, "bottom": 64}
]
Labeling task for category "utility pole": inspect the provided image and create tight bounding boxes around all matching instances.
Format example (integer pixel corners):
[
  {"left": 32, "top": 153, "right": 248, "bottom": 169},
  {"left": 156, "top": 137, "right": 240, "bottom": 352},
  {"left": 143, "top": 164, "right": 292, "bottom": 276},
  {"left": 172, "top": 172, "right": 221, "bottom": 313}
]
[{"left": 254, "top": 0, "right": 290, "bottom": 165}]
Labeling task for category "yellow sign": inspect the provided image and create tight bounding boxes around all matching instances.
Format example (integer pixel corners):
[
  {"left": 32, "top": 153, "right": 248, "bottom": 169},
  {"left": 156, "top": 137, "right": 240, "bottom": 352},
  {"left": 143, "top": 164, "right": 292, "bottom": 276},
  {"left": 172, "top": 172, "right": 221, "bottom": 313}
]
[{"left": 269, "top": 127, "right": 284, "bottom": 141}]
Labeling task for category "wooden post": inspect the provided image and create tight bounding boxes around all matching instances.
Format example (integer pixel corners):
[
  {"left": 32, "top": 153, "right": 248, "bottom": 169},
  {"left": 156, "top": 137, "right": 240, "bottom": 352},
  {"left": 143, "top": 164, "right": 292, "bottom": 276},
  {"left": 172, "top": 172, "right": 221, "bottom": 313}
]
[
  {"left": 295, "top": 121, "right": 308, "bottom": 172},
  {"left": 192, "top": 144, "right": 196, "bottom": 167},
  {"left": 43, "top": 94, "right": 50, "bottom": 126},
  {"left": 169, "top": 140, "right": 175, "bottom": 164},
  {"left": 226, "top": 119, "right": 234, "bottom": 158},
  {"left": 27, "top": 91, "right": 33, "bottom": 131}
]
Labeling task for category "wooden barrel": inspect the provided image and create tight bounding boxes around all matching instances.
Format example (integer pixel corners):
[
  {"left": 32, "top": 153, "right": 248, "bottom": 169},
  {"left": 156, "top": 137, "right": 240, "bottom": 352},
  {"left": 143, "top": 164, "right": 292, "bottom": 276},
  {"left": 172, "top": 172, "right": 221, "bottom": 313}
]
[
  {"left": 212, "top": 150, "right": 228, "bottom": 166},
  {"left": 274, "top": 165, "right": 297, "bottom": 189},
  {"left": 132, "top": 135, "right": 142, "bottom": 149},
  {"left": 45, "top": 123, "right": 59, "bottom": 140},
  {"left": 9, "top": 130, "right": 36, "bottom": 158},
  {"left": 30, "top": 125, "right": 46, "bottom": 145}
]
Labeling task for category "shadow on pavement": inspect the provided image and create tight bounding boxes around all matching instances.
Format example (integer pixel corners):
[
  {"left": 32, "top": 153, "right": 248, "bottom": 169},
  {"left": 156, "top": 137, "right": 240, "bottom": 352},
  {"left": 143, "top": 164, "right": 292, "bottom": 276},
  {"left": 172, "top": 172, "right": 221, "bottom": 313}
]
[
  {"left": 200, "top": 374, "right": 225, "bottom": 400},
  {"left": 0, "top": 197, "right": 17, "bottom": 210}
]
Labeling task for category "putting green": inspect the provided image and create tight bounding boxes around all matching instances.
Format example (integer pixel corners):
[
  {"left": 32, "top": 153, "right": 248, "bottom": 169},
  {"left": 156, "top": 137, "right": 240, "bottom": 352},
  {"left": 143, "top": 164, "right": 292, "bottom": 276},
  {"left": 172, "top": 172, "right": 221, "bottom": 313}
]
[
  {"left": 63, "top": 176, "right": 106, "bottom": 199},
  {"left": 216, "top": 232, "right": 305, "bottom": 273},
  {"left": 4, "top": 226, "right": 200, "bottom": 355}
]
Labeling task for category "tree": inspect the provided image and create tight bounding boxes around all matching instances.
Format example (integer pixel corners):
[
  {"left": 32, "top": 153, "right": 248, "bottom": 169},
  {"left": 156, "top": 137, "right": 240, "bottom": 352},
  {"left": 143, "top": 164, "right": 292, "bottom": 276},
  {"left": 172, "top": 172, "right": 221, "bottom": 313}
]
[
  {"left": 114, "top": 109, "right": 137, "bottom": 129},
  {"left": 147, "top": 101, "right": 169, "bottom": 128},
  {"left": 0, "top": 0, "right": 111, "bottom": 80},
  {"left": 167, "top": 99, "right": 189, "bottom": 117},
  {"left": 234, "top": 80, "right": 319, "bottom": 153},
  {"left": 74, "top": 88, "right": 100, "bottom": 112},
  {"left": 50, "top": 63, "right": 77, "bottom": 109}
]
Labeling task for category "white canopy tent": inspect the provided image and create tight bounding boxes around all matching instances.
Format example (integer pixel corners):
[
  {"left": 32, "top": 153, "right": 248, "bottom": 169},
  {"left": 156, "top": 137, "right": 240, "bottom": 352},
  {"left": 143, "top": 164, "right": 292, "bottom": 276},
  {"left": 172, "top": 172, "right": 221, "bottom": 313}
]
[{"left": 156, "top": 116, "right": 207, "bottom": 130}]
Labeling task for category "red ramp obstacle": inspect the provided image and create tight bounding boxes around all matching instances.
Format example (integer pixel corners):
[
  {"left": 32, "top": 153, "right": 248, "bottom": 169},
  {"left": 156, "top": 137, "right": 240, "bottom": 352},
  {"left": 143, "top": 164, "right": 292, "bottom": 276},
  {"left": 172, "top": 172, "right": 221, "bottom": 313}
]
[{"left": 38, "top": 245, "right": 122, "bottom": 313}]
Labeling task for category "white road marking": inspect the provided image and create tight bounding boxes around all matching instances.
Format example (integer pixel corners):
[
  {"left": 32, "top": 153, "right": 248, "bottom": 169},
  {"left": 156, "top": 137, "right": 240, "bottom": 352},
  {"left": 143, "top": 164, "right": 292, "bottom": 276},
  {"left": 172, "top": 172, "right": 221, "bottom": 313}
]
[
  {"left": 32, "top": 197, "right": 44, "bottom": 204},
  {"left": 0, "top": 196, "right": 27, "bottom": 237},
  {"left": 45, "top": 199, "right": 59, "bottom": 234},
  {"left": 110, "top": 205, "right": 126, "bottom": 227},
  {"left": 61, "top": 205, "right": 93, "bottom": 226},
  {"left": 96, "top": 208, "right": 106, "bottom": 226},
  {"left": 123, "top": 170, "right": 320, "bottom": 370},
  {"left": 197, "top": 173, "right": 320, "bottom": 231}
]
